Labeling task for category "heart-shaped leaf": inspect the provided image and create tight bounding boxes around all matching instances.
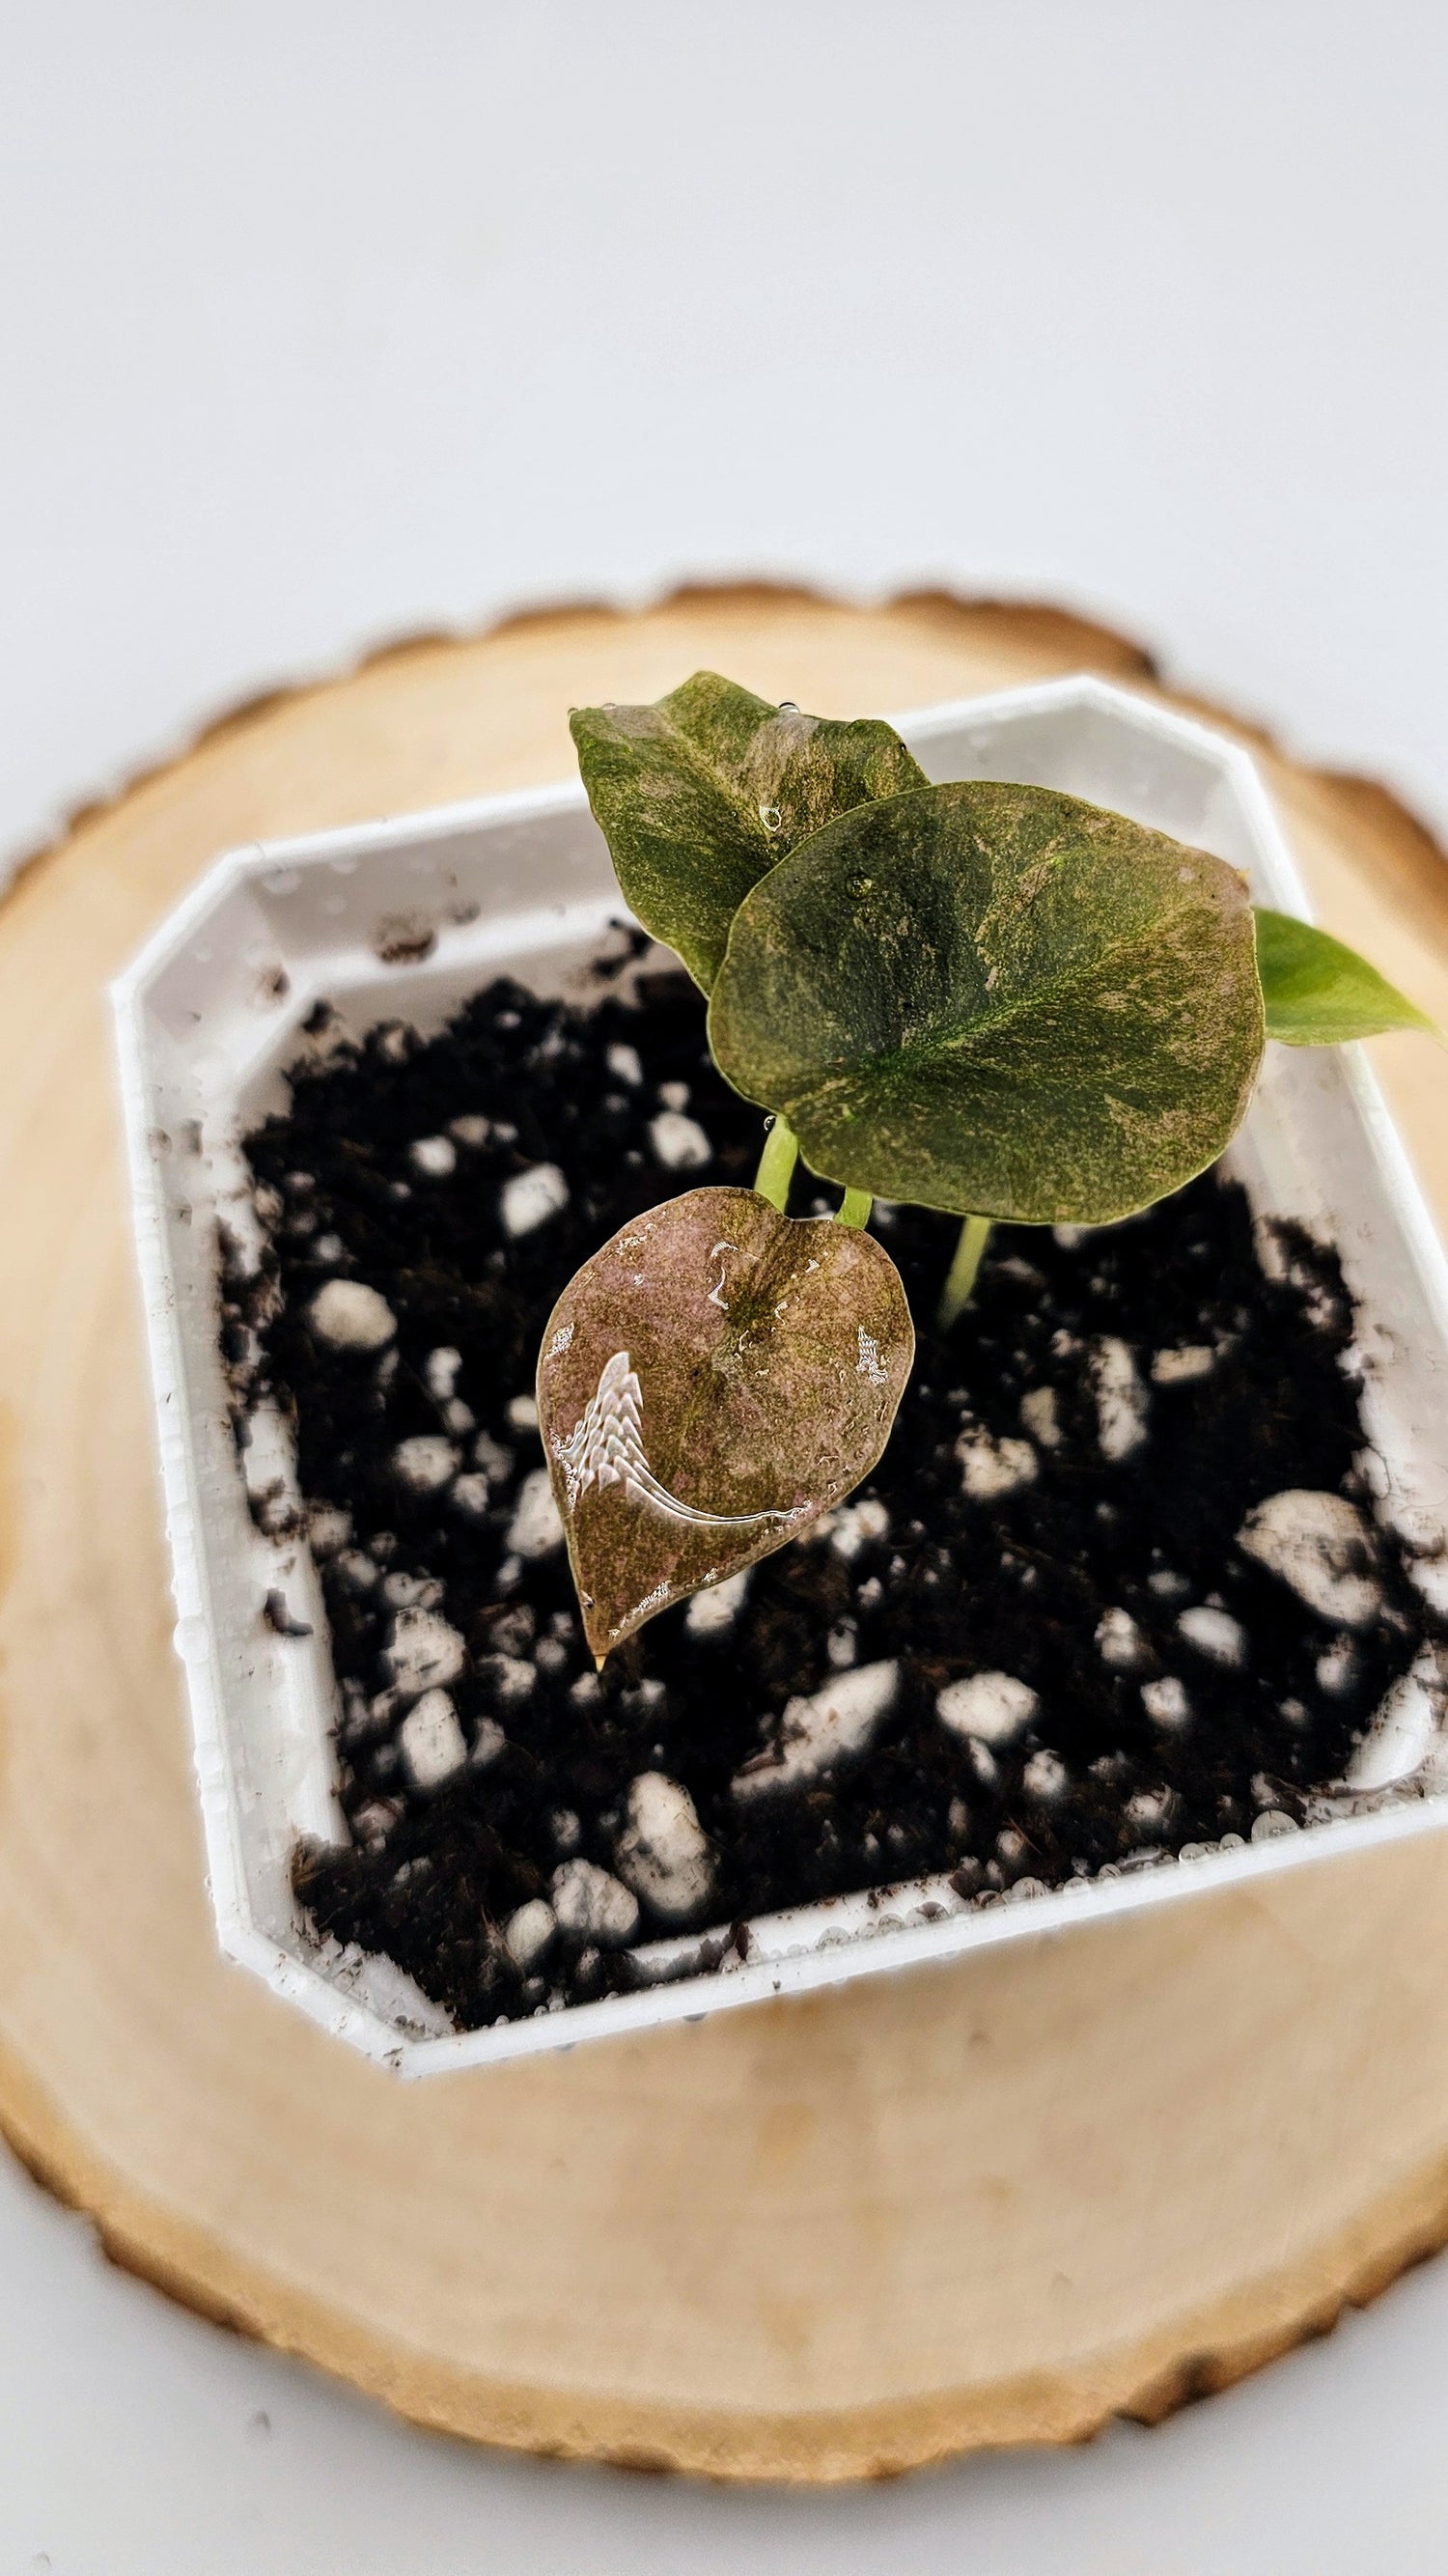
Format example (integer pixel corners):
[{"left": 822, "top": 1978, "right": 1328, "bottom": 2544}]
[
  {"left": 570, "top": 672, "right": 928, "bottom": 991},
  {"left": 536, "top": 1187, "right": 913, "bottom": 1661},
  {"left": 1254, "top": 906, "right": 1437, "bottom": 1046},
  {"left": 709, "top": 780, "right": 1266, "bottom": 1224}
]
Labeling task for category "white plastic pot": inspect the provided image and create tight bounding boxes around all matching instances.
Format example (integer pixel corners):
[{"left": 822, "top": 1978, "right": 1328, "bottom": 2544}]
[{"left": 112, "top": 676, "right": 1448, "bottom": 2075}]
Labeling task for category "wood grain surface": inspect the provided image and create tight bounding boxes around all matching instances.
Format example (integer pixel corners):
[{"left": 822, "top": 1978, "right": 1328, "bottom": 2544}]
[{"left": 3, "top": 586, "right": 1448, "bottom": 2482}]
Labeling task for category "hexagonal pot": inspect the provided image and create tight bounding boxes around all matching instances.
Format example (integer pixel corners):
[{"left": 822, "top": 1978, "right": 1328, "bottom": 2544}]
[{"left": 112, "top": 677, "right": 1448, "bottom": 2074}]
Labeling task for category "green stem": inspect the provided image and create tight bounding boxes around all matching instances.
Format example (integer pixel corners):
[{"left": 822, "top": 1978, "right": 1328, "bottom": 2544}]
[
  {"left": 753, "top": 1115, "right": 799, "bottom": 1211},
  {"left": 937, "top": 1213, "right": 992, "bottom": 1330},
  {"left": 835, "top": 1187, "right": 873, "bottom": 1227}
]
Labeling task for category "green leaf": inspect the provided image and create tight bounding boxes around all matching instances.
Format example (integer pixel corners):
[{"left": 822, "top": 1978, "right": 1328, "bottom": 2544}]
[
  {"left": 709, "top": 781, "right": 1266, "bottom": 1225},
  {"left": 570, "top": 672, "right": 928, "bottom": 991},
  {"left": 1254, "top": 907, "right": 1436, "bottom": 1046},
  {"left": 537, "top": 1186, "right": 913, "bottom": 1660}
]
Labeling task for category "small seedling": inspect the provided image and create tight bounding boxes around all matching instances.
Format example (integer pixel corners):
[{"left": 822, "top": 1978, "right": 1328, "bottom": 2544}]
[{"left": 542, "top": 673, "right": 1434, "bottom": 1656}]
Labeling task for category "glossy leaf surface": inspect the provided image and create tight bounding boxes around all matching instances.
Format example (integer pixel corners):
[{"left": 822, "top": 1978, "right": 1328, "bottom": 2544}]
[
  {"left": 537, "top": 1187, "right": 913, "bottom": 1660},
  {"left": 570, "top": 672, "right": 927, "bottom": 990},
  {"left": 710, "top": 780, "right": 1266, "bottom": 1223}
]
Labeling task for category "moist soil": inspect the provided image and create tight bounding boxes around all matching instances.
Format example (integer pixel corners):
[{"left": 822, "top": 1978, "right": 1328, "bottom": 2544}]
[{"left": 225, "top": 940, "right": 1445, "bottom": 2031}]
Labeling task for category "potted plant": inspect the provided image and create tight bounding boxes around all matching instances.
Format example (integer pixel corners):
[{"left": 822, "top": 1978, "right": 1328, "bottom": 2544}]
[{"left": 115, "top": 674, "right": 1448, "bottom": 2071}]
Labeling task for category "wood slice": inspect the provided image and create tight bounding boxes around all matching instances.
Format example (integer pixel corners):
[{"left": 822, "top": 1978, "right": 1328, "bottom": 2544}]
[{"left": 3, "top": 586, "right": 1448, "bottom": 2484}]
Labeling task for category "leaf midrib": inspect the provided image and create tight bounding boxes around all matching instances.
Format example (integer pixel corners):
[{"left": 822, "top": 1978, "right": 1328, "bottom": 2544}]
[
  {"left": 779, "top": 890, "right": 1235, "bottom": 1095},
  {"left": 640, "top": 714, "right": 773, "bottom": 857}
]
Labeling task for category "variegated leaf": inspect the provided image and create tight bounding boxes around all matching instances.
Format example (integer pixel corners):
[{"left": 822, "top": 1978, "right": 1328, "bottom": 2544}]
[
  {"left": 709, "top": 780, "right": 1266, "bottom": 1223},
  {"left": 537, "top": 1187, "right": 913, "bottom": 1660},
  {"left": 570, "top": 671, "right": 927, "bottom": 991}
]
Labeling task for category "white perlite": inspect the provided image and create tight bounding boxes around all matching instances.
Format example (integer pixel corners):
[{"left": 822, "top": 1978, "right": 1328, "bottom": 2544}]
[
  {"left": 504, "top": 1898, "right": 556, "bottom": 1971},
  {"left": 1407, "top": 1554, "right": 1448, "bottom": 1621},
  {"left": 1177, "top": 1605, "right": 1247, "bottom": 1668},
  {"left": 507, "top": 1469, "right": 565, "bottom": 1558},
  {"left": 1096, "top": 1608, "right": 1149, "bottom": 1672},
  {"left": 383, "top": 1608, "right": 466, "bottom": 1697},
  {"left": 398, "top": 1689, "right": 467, "bottom": 1790},
  {"left": 391, "top": 1435, "right": 459, "bottom": 1494},
  {"left": 605, "top": 1043, "right": 643, "bottom": 1086},
  {"left": 1019, "top": 1386, "right": 1062, "bottom": 1447},
  {"left": 551, "top": 1859, "right": 640, "bottom": 1946},
  {"left": 1142, "top": 1676, "right": 1190, "bottom": 1727},
  {"left": 1238, "top": 1490, "right": 1382, "bottom": 1629},
  {"left": 307, "top": 1278, "right": 396, "bottom": 1351},
  {"left": 306, "top": 1505, "right": 351, "bottom": 1558},
  {"left": 685, "top": 1569, "right": 751, "bottom": 1637},
  {"left": 1092, "top": 1337, "right": 1148, "bottom": 1460},
  {"left": 449, "top": 1113, "right": 492, "bottom": 1147},
  {"left": 424, "top": 1346, "right": 462, "bottom": 1401},
  {"left": 1151, "top": 1344, "right": 1216, "bottom": 1385},
  {"left": 379, "top": 1570, "right": 442, "bottom": 1610},
  {"left": 506, "top": 1394, "right": 539, "bottom": 1433},
  {"left": 733, "top": 1661, "right": 899, "bottom": 1799},
  {"left": 1022, "top": 1749, "right": 1069, "bottom": 1800},
  {"left": 334, "top": 1548, "right": 378, "bottom": 1593},
  {"left": 480, "top": 1652, "right": 536, "bottom": 1704},
  {"left": 614, "top": 1773, "right": 715, "bottom": 1925},
  {"left": 1316, "top": 1636, "right": 1357, "bottom": 1696},
  {"left": 826, "top": 1618, "right": 858, "bottom": 1669},
  {"left": 408, "top": 1134, "right": 457, "bottom": 1178},
  {"left": 936, "top": 1670, "right": 1038, "bottom": 1747},
  {"left": 649, "top": 1109, "right": 712, "bottom": 1169},
  {"left": 957, "top": 1431, "right": 1038, "bottom": 1500},
  {"left": 1346, "top": 1650, "right": 1444, "bottom": 1790},
  {"left": 500, "top": 1162, "right": 570, "bottom": 1238},
  {"left": 829, "top": 1498, "right": 890, "bottom": 1559}
]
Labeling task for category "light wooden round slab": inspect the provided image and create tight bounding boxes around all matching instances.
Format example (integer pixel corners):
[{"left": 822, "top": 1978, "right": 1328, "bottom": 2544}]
[{"left": 3, "top": 588, "right": 1448, "bottom": 2483}]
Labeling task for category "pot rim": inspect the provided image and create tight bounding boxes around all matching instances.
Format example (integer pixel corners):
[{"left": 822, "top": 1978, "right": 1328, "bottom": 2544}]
[{"left": 112, "top": 674, "right": 1448, "bottom": 2075}]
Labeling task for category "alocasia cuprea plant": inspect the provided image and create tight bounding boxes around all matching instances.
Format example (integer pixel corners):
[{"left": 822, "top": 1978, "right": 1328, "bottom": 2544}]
[{"left": 539, "top": 673, "right": 1435, "bottom": 1663}]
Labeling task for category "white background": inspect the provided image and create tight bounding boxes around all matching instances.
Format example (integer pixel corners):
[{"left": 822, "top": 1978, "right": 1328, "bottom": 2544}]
[{"left": 4, "top": 4, "right": 1448, "bottom": 2567}]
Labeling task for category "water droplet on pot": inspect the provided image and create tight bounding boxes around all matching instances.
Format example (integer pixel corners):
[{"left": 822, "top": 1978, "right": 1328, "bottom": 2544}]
[{"left": 778, "top": 700, "right": 799, "bottom": 714}]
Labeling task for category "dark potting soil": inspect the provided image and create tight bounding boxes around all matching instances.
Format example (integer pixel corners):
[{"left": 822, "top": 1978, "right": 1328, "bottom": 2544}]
[{"left": 224, "top": 940, "right": 1445, "bottom": 2031}]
